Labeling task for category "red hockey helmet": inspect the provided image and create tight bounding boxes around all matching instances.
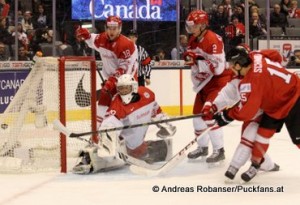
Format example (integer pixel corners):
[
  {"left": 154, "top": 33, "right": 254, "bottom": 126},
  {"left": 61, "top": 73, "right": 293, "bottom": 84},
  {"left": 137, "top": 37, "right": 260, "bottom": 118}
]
[
  {"left": 106, "top": 15, "right": 122, "bottom": 27},
  {"left": 185, "top": 10, "right": 209, "bottom": 34},
  {"left": 186, "top": 10, "right": 209, "bottom": 26}
]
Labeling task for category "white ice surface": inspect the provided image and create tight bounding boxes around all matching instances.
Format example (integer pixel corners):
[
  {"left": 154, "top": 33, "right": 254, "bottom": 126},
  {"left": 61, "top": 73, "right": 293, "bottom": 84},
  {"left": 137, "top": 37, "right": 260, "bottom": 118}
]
[{"left": 0, "top": 119, "right": 299, "bottom": 205}]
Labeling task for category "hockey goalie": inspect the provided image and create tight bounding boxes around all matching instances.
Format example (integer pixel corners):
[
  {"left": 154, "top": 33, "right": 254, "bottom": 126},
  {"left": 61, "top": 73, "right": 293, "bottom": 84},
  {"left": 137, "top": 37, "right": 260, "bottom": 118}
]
[{"left": 73, "top": 74, "right": 174, "bottom": 174}]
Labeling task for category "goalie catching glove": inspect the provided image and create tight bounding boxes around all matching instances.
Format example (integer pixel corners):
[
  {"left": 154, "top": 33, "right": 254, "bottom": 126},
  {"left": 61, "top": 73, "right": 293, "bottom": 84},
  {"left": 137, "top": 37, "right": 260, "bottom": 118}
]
[{"left": 152, "top": 113, "right": 177, "bottom": 138}]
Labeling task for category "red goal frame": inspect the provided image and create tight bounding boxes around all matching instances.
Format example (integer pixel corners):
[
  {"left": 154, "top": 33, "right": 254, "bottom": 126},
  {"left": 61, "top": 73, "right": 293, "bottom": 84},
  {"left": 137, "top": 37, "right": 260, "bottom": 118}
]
[{"left": 59, "top": 56, "right": 97, "bottom": 173}]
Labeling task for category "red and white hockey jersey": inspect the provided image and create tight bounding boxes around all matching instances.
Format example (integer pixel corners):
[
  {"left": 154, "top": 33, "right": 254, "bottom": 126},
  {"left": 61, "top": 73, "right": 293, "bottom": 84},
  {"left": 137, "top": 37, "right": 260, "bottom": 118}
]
[
  {"left": 187, "top": 30, "right": 229, "bottom": 93},
  {"left": 228, "top": 50, "right": 300, "bottom": 121},
  {"left": 101, "top": 86, "right": 163, "bottom": 150},
  {"left": 85, "top": 33, "right": 138, "bottom": 78}
]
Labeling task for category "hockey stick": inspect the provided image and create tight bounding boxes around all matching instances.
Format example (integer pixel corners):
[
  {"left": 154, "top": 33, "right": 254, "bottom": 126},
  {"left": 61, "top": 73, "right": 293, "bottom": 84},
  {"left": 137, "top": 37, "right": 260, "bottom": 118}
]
[
  {"left": 128, "top": 125, "right": 218, "bottom": 176},
  {"left": 53, "top": 113, "right": 204, "bottom": 138}
]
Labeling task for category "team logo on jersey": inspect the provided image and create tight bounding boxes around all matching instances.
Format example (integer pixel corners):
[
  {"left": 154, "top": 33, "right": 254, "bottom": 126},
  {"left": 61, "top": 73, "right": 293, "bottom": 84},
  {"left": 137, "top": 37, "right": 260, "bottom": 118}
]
[
  {"left": 144, "top": 92, "right": 150, "bottom": 98},
  {"left": 106, "top": 109, "right": 117, "bottom": 117},
  {"left": 240, "top": 83, "right": 251, "bottom": 93},
  {"left": 282, "top": 43, "right": 292, "bottom": 63}
]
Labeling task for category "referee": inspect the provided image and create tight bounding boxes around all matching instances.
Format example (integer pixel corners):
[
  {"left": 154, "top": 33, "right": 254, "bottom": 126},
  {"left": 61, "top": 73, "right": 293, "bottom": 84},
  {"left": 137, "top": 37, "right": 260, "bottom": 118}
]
[{"left": 127, "top": 29, "right": 152, "bottom": 86}]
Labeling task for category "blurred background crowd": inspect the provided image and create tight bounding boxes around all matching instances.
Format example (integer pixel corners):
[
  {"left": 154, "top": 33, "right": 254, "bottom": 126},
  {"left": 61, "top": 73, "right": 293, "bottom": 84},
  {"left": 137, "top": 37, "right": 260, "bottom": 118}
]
[{"left": 0, "top": 0, "right": 300, "bottom": 63}]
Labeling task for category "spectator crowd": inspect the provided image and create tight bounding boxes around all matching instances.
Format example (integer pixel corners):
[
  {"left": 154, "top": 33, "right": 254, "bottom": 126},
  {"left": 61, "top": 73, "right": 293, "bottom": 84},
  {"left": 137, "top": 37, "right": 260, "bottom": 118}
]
[{"left": 0, "top": 0, "right": 300, "bottom": 63}]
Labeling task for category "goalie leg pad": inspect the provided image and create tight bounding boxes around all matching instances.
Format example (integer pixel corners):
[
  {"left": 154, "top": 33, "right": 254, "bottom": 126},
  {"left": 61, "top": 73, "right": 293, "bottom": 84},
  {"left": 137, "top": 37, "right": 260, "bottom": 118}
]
[
  {"left": 146, "top": 138, "right": 173, "bottom": 163},
  {"left": 73, "top": 146, "right": 126, "bottom": 174}
]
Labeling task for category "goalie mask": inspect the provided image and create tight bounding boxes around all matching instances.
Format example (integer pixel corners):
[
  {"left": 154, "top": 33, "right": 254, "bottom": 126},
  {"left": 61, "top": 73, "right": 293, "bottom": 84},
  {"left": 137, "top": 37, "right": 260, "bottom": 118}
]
[
  {"left": 185, "top": 10, "right": 209, "bottom": 34},
  {"left": 117, "top": 74, "right": 138, "bottom": 104}
]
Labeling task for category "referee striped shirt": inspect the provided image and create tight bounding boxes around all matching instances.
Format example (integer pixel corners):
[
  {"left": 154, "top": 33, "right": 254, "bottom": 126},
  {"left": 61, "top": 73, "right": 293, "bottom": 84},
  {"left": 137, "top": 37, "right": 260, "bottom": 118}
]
[{"left": 136, "top": 44, "right": 152, "bottom": 79}]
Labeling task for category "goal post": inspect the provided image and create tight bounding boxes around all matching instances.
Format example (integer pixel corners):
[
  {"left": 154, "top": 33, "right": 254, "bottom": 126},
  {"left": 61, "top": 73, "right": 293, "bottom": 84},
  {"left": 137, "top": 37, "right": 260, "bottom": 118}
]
[
  {"left": 0, "top": 56, "right": 98, "bottom": 173},
  {"left": 59, "top": 56, "right": 97, "bottom": 173}
]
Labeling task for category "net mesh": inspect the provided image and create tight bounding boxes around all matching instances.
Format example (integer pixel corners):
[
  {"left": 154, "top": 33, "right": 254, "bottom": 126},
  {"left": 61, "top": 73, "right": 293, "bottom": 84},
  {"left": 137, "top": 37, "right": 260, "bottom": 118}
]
[{"left": 0, "top": 56, "right": 97, "bottom": 173}]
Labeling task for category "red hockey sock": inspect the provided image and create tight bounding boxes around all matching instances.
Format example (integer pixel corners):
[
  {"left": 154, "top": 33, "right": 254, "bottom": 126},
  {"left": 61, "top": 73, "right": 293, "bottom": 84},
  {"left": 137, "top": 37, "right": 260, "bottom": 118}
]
[{"left": 252, "top": 141, "right": 269, "bottom": 164}]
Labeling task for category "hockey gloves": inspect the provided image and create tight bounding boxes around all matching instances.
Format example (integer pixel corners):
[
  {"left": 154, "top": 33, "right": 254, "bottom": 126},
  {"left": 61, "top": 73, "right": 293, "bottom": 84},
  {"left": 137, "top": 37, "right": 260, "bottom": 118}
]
[
  {"left": 76, "top": 27, "right": 91, "bottom": 41},
  {"left": 103, "top": 76, "right": 117, "bottom": 92},
  {"left": 97, "top": 77, "right": 116, "bottom": 107},
  {"left": 201, "top": 102, "right": 217, "bottom": 121},
  {"left": 103, "top": 68, "right": 125, "bottom": 92},
  {"left": 213, "top": 109, "right": 234, "bottom": 127},
  {"left": 183, "top": 51, "right": 205, "bottom": 66}
]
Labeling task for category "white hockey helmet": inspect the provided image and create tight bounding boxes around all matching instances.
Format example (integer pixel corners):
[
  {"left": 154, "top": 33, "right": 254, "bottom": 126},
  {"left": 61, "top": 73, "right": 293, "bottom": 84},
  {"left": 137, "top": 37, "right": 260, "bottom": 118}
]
[{"left": 116, "top": 74, "right": 138, "bottom": 104}]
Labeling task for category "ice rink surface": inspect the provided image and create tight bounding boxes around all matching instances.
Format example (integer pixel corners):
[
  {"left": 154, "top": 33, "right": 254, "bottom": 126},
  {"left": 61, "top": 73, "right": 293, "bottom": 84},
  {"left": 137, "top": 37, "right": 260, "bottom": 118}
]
[{"left": 0, "top": 119, "right": 299, "bottom": 205}]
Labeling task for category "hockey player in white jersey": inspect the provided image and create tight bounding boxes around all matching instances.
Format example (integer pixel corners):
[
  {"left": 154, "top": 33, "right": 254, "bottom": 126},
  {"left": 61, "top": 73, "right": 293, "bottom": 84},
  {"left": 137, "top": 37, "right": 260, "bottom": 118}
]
[
  {"left": 72, "top": 74, "right": 173, "bottom": 174},
  {"left": 202, "top": 44, "right": 280, "bottom": 180},
  {"left": 75, "top": 16, "right": 138, "bottom": 131},
  {"left": 183, "top": 10, "right": 232, "bottom": 163}
]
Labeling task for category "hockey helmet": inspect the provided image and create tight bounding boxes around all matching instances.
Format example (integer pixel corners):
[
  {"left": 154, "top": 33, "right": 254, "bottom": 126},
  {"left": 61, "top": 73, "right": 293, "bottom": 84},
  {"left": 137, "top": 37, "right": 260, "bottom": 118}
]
[
  {"left": 117, "top": 74, "right": 138, "bottom": 104},
  {"left": 236, "top": 43, "right": 251, "bottom": 53},
  {"left": 226, "top": 46, "right": 252, "bottom": 67},
  {"left": 106, "top": 15, "right": 122, "bottom": 27},
  {"left": 185, "top": 10, "right": 209, "bottom": 34}
]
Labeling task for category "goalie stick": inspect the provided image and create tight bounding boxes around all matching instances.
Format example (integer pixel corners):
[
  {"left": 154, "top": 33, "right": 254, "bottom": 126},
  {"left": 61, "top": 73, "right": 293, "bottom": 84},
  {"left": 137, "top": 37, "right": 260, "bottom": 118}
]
[
  {"left": 53, "top": 113, "right": 204, "bottom": 138},
  {"left": 127, "top": 125, "right": 217, "bottom": 176}
]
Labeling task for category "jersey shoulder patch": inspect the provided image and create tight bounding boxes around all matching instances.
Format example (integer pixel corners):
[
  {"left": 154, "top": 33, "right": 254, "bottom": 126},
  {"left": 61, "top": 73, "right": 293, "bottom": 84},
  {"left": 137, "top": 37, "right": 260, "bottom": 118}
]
[{"left": 239, "top": 83, "right": 252, "bottom": 93}]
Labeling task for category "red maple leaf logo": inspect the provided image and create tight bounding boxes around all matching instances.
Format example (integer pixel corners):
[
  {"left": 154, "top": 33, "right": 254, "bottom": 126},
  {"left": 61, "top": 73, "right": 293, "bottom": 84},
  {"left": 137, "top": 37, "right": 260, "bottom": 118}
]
[{"left": 150, "top": 0, "right": 162, "bottom": 6}]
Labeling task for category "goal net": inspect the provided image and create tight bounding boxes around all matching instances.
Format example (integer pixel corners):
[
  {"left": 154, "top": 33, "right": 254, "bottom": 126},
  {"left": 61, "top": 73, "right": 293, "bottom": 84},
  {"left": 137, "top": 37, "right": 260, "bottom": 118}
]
[{"left": 0, "top": 56, "right": 98, "bottom": 173}]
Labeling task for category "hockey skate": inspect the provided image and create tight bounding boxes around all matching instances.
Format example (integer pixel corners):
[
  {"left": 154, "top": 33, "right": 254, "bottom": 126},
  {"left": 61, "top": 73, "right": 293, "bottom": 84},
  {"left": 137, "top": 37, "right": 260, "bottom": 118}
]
[
  {"left": 206, "top": 148, "right": 225, "bottom": 163},
  {"left": 187, "top": 146, "right": 208, "bottom": 159},
  {"left": 269, "top": 163, "right": 280, "bottom": 171},
  {"left": 72, "top": 151, "right": 93, "bottom": 174},
  {"left": 241, "top": 163, "right": 260, "bottom": 182},
  {"left": 156, "top": 124, "right": 177, "bottom": 138},
  {"left": 225, "top": 165, "right": 239, "bottom": 180},
  {"left": 260, "top": 163, "right": 280, "bottom": 172}
]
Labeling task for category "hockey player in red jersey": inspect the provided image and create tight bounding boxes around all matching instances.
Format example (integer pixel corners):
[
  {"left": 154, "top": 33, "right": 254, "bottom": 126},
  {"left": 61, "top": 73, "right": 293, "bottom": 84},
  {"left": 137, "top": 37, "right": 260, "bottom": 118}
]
[
  {"left": 75, "top": 16, "right": 175, "bottom": 138},
  {"left": 183, "top": 10, "right": 232, "bottom": 163},
  {"left": 203, "top": 45, "right": 280, "bottom": 180},
  {"left": 213, "top": 47, "right": 300, "bottom": 182},
  {"left": 72, "top": 74, "right": 173, "bottom": 174},
  {"left": 75, "top": 16, "right": 138, "bottom": 129}
]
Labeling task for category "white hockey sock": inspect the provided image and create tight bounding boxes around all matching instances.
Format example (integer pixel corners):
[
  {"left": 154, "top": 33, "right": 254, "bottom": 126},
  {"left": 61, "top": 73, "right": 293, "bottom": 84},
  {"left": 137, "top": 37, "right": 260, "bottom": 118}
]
[
  {"left": 230, "top": 143, "right": 251, "bottom": 169},
  {"left": 193, "top": 117, "right": 209, "bottom": 147},
  {"left": 209, "top": 128, "right": 224, "bottom": 150},
  {"left": 260, "top": 154, "right": 275, "bottom": 171}
]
